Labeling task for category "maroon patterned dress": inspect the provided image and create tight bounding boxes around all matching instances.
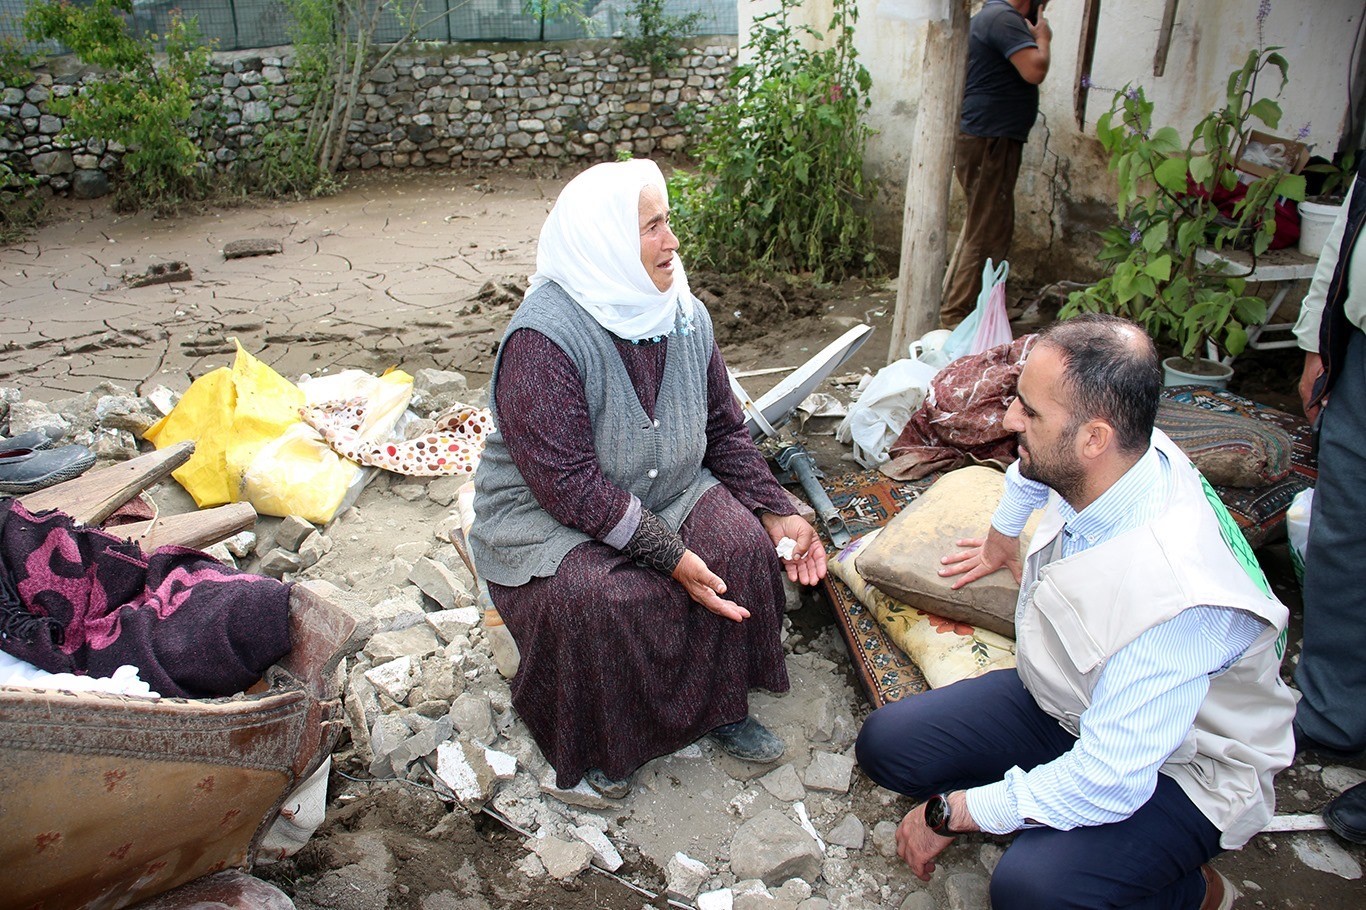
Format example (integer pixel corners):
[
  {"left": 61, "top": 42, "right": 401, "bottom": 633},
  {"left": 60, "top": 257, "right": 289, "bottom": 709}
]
[{"left": 488, "top": 328, "right": 794, "bottom": 787}]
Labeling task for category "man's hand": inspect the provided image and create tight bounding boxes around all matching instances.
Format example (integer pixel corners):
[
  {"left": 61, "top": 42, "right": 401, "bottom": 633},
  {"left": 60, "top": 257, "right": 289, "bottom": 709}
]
[
  {"left": 939, "top": 526, "right": 1023, "bottom": 589},
  {"left": 1299, "top": 351, "right": 1326, "bottom": 422},
  {"left": 1028, "top": 13, "right": 1052, "bottom": 46},
  {"left": 895, "top": 803, "right": 954, "bottom": 882},
  {"left": 760, "top": 513, "right": 829, "bottom": 586},
  {"left": 673, "top": 550, "right": 749, "bottom": 622}
]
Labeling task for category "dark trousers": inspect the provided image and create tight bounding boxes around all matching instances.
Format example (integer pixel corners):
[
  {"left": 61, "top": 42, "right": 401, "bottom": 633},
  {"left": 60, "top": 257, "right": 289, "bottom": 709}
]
[
  {"left": 855, "top": 670, "right": 1222, "bottom": 910},
  {"left": 1296, "top": 327, "right": 1366, "bottom": 751},
  {"left": 941, "top": 133, "right": 1024, "bottom": 329}
]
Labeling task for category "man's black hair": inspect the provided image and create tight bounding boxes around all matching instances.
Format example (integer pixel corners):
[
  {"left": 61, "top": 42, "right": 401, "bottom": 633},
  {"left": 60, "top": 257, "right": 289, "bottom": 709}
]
[{"left": 1036, "top": 314, "right": 1161, "bottom": 454}]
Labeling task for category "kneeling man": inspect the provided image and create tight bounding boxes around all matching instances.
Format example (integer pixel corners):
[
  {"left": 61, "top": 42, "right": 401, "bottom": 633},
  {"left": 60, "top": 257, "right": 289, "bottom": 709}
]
[{"left": 856, "top": 314, "right": 1295, "bottom": 910}]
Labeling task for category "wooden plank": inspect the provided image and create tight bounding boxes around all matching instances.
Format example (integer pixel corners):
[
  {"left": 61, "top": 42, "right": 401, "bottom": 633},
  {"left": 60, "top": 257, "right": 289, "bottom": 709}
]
[
  {"left": 19, "top": 441, "right": 195, "bottom": 526},
  {"left": 110, "top": 502, "right": 257, "bottom": 552},
  {"left": 1153, "top": 0, "right": 1179, "bottom": 77},
  {"left": 1074, "top": 0, "right": 1102, "bottom": 130}
]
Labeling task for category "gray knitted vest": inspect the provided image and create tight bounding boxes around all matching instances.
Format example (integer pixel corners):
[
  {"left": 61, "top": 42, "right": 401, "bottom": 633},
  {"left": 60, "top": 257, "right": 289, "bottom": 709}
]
[{"left": 469, "top": 281, "right": 718, "bottom": 586}]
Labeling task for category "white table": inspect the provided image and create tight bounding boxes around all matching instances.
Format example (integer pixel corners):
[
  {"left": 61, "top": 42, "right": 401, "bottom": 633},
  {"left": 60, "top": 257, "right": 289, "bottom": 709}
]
[{"left": 1195, "top": 247, "right": 1319, "bottom": 365}]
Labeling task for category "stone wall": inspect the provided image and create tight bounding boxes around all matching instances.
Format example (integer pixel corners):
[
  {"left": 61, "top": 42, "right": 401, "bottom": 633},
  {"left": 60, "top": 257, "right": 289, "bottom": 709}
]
[{"left": 0, "top": 39, "right": 737, "bottom": 198}]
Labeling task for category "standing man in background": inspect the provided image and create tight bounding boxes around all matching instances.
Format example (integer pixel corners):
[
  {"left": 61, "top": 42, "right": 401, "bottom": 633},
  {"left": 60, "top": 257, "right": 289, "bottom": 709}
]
[
  {"left": 1291, "top": 159, "right": 1366, "bottom": 844},
  {"left": 941, "top": 0, "right": 1052, "bottom": 329}
]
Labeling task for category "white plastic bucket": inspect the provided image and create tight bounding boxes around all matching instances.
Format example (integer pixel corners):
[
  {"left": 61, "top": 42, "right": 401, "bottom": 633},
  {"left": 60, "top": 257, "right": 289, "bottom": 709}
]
[{"left": 1299, "top": 199, "right": 1344, "bottom": 258}]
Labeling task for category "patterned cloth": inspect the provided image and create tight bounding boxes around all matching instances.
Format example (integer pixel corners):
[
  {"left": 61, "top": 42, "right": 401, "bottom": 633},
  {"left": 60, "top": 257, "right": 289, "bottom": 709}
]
[
  {"left": 882, "top": 335, "right": 1037, "bottom": 480},
  {"left": 0, "top": 498, "right": 292, "bottom": 698}
]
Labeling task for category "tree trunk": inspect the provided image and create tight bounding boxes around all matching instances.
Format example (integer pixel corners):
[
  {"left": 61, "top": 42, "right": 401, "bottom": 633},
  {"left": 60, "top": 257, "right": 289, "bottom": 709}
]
[{"left": 887, "top": 1, "right": 970, "bottom": 363}]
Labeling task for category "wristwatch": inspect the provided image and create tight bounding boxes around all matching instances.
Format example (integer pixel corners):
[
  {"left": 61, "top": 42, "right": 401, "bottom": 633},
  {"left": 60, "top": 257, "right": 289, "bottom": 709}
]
[{"left": 924, "top": 792, "right": 955, "bottom": 836}]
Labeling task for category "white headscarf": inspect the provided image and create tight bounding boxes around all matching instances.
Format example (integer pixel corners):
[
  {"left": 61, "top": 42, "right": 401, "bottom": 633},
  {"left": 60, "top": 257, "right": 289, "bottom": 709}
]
[{"left": 526, "top": 159, "right": 696, "bottom": 342}]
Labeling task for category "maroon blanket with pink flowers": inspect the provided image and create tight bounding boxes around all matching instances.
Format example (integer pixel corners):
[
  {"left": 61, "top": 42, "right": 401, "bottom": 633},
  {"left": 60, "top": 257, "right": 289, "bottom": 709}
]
[
  {"left": 881, "top": 335, "right": 1038, "bottom": 481},
  {"left": 0, "top": 499, "right": 291, "bottom": 698}
]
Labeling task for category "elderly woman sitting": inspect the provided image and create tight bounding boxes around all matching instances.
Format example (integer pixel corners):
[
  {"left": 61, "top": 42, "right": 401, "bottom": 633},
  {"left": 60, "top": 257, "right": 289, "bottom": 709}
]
[{"left": 469, "top": 160, "right": 827, "bottom": 796}]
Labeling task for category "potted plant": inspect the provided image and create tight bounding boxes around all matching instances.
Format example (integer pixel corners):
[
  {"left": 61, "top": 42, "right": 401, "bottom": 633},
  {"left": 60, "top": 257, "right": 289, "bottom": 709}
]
[
  {"left": 1299, "top": 149, "right": 1357, "bottom": 257},
  {"left": 1062, "top": 47, "right": 1307, "bottom": 384}
]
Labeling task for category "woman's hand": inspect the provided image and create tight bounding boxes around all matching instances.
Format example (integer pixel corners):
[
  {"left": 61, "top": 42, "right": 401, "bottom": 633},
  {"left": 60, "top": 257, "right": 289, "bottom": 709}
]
[
  {"left": 761, "top": 513, "right": 829, "bottom": 586},
  {"left": 673, "top": 549, "right": 750, "bottom": 622}
]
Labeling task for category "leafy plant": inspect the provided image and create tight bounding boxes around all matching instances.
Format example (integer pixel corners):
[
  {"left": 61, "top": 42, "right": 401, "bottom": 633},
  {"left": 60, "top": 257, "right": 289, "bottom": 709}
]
[
  {"left": 668, "top": 0, "right": 876, "bottom": 281},
  {"left": 1304, "top": 149, "right": 1357, "bottom": 201},
  {"left": 621, "top": 0, "right": 703, "bottom": 75},
  {"left": 0, "top": 32, "right": 44, "bottom": 241},
  {"left": 23, "top": 0, "right": 213, "bottom": 213},
  {"left": 1061, "top": 47, "right": 1306, "bottom": 360}
]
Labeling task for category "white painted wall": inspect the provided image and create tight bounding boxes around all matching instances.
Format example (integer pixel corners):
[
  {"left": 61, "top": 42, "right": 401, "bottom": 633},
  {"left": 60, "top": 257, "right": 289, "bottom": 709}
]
[{"left": 736, "top": 0, "right": 1365, "bottom": 282}]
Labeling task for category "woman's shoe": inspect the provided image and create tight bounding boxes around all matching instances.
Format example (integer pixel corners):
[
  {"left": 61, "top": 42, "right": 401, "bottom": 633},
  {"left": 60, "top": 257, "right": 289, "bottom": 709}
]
[
  {"left": 583, "top": 768, "right": 632, "bottom": 799},
  {"left": 708, "top": 716, "right": 785, "bottom": 763},
  {"left": 0, "top": 445, "right": 96, "bottom": 494},
  {"left": 0, "top": 427, "right": 64, "bottom": 452}
]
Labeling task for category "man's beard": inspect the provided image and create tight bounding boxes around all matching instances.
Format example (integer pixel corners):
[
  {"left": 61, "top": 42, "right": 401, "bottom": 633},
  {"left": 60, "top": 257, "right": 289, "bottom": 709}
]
[{"left": 1017, "top": 433, "right": 1086, "bottom": 505}]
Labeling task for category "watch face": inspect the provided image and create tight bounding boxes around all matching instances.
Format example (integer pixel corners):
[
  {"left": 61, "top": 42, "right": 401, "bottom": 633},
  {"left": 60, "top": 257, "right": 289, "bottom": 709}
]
[{"left": 925, "top": 795, "right": 948, "bottom": 831}]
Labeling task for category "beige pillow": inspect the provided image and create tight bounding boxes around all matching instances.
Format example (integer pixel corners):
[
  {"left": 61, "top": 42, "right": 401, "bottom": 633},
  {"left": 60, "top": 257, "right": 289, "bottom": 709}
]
[
  {"left": 830, "top": 530, "right": 1015, "bottom": 689},
  {"left": 855, "top": 466, "right": 1037, "bottom": 638}
]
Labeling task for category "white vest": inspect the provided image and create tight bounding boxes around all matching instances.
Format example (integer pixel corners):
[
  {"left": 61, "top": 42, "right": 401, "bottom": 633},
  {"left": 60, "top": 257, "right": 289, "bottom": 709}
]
[{"left": 1015, "top": 431, "right": 1297, "bottom": 848}]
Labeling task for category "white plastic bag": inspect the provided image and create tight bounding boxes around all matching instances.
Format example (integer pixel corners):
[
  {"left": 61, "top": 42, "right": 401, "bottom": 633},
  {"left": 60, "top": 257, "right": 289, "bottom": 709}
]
[
  {"left": 835, "top": 358, "right": 941, "bottom": 467},
  {"left": 944, "top": 259, "right": 1012, "bottom": 361},
  {"left": 1287, "top": 487, "right": 1313, "bottom": 586}
]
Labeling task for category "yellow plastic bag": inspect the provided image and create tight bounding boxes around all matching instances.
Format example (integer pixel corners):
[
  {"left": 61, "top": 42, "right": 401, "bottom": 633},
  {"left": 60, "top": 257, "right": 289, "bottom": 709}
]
[
  {"left": 144, "top": 341, "right": 305, "bottom": 508},
  {"left": 239, "top": 423, "right": 359, "bottom": 525}
]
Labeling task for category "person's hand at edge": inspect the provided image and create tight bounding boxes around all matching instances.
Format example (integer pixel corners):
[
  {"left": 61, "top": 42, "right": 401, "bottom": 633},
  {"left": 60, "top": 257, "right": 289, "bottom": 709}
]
[
  {"left": 938, "top": 526, "right": 1023, "bottom": 589},
  {"left": 673, "top": 549, "right": 749, "bottom": 622},
  {"left": 1300, "top": 351, "right": 1325, "bottom": 422},
  {"left": 896, "top": 803, "right": 953, "bottom": 882},
  {"left": 761, "top": 512, "right": 829, "bottom": 586}
]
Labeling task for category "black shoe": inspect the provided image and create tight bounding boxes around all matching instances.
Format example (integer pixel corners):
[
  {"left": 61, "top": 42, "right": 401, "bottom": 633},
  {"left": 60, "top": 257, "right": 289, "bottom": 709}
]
[
  {"left": 0, "top": 445, "right": 96, "bottom": 494},
  {"left": 1294, "top": 722, "right": 1364, "bottom": 762},
  {"left": 708, "top": 716, "right": 785, "bottom": 763},
  {"left": 0, "top": 427, "right": 63, "bottom": 452},
  {"left": 583, "top": 768, "right": 631, "bottom": 799},
  {"left": 1324, "top": 782, "right": 1366, "bottom": 845}
]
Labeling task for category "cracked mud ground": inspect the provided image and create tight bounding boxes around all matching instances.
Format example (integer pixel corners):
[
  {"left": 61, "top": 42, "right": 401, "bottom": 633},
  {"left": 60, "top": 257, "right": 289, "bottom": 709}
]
[{"left": 0, "top": 171, "right": 556, "bottom": 399}]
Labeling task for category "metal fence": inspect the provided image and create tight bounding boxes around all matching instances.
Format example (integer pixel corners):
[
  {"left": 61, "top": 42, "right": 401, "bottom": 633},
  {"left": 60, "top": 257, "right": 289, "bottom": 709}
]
[{"left": 1, "top": 0, "right": 738, "bottom": 55}]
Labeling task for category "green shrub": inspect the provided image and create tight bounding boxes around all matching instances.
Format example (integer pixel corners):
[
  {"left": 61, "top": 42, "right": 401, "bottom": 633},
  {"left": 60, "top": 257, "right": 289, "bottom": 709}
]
[
  {"left": 668, "top": 0, "right": 876, "bottom": 281},
  {"left": 24, "top": 0, "right": 213, "bottom": 213},
  {"left": 622, "top": 0, "right": 703, "bottom": 75}
]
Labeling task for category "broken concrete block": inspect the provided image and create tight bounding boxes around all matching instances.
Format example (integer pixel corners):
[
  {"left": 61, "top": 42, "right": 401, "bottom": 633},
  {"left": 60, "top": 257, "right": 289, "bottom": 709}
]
[
  {"left": 372, "top": 586, "right": 429, "bottom": 632},
  {"left": 732, "top": 880, "right": 776, "bottom": 910},
  {"left": 364, "top": 655, "right": 415, "bottom": 705},
  {"left": 538, "top": 771, "right": 615, "bottom": 810},
  {"left": 224, "top": 530, "right": 256, "bottom": 558},
  {"left": 483, "top": 746, "right": 517, "bottom": 781},
  {"left": 409, "top": 556, "right": 471, "bottom": 610},
  {"left": 730, "top": 809, "right": 823, "bottom": 886},
  {"left": 805, "top": 696, "right": 836, "bottom": 743},
  {"left": 447, "top": 692, "right": 496, "bottom": 745},
  {"left": 774, "top": 880, "right": 812, "bottom": 904},
  {"left": 698, "top": 889, "right": 735, "bottom": 910},
  {"left": 259, "top": 548, "right": 302, "bottom": 579},
  {"left": 802, "top": 751, "right": 855, "bottom": 793},
  {"left": 386, "top": 717, "right": 454, "bottom": 775},
  {"left": 95, "top": 394, "right": 156, "bottom": 435},
  {"left": 203, "top": 541, "right": 236, "bottom": 566},
  {"left": 571, "top": 824, "right": 623, "bottom": 872},
  {"left": 224, "top": 238, "right": 283, "bottom": 259},
  {"left": 297, "top": 531, "right": 329, "bottom": 569},
  {"left": 365, "top": 624, "right": 440, "bottom": 663},
  {"left": 344, "top": 671, "right": 383, "bottom": 765},
  {"left": 426, "top": 475, "right": 464, "bottom": 507},
  {"left": 275, "top": 515, "right": 316, "bottom": 552},
  {"left": 531, "top": 834, "right": 594, "bottom": 880},
  {"left": 425, "top": 607, "right": 480, "bottom": 643},
  {"left": 295, "top": 579, "right": 381, "bottom": 652},
  {"left": 517, "top": 852, "right": 546, "bottom": 878},
  {"left": 667, "top": 852, "right": 711, "bottom": 901},
  {"left": 826, "top": 815, "right": 865, "bottom": 850},
  {"left": 126, "top": 260, "right": 191, "bottom": 287},
  {"left": 418, "top": 654, "right": 461, "bottom": 703},
  {"left": 368, "top": 713, "right": 414, "bottom": 778},
  {"left": 6, "top": 401, "right": 68, "bottom": 438},
  {"left": 144, "top": 385, "right": 179, "bottom": 417},
  {"left": 433, "top": 740, "right": 498, "bottom": 806},
  {"left": 759, "top": 764, "right": 805, "bottom": 802},
  {"left": 411, "top": 368, "right": 470, "bottom": 416}
]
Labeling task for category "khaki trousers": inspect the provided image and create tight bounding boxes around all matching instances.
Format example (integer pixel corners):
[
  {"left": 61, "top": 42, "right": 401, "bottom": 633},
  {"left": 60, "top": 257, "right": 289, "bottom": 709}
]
[{"left": 941, "top": 133, "right": 1024, "bottom": 329}]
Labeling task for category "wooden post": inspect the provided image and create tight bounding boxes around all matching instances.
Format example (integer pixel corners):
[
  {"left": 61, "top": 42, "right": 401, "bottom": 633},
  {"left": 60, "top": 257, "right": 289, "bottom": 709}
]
[{"left": 887, "top": 0, "right": 971, "bottom": 364}]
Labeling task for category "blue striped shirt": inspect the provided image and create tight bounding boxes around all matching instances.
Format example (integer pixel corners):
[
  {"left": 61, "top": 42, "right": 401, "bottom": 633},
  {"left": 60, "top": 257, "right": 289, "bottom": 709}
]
[{"left": 964, "top": 444, "right": 1267, "bottom": 834}]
